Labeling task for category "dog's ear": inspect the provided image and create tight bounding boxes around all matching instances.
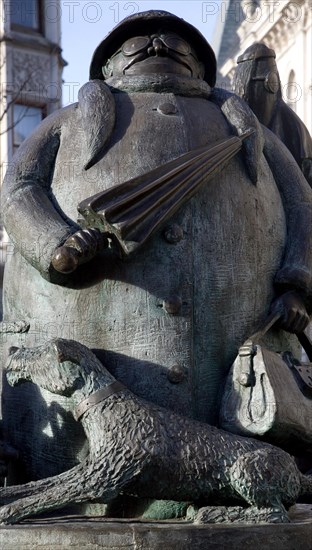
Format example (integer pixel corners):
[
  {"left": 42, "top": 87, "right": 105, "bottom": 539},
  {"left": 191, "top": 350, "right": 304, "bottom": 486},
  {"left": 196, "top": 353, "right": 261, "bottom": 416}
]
[
  {"left": 50, "top": 338, "right": 92, "bottom": 366},
  {"left": 57, "top": 360, "right": 83, "bottom": 396}
]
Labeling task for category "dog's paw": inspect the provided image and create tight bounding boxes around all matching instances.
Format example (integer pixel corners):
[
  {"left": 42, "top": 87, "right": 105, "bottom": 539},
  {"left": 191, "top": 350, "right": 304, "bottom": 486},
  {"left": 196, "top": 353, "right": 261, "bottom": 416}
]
[
  {"left": 0, "top": 504, "right": 18, "bottom": 525},
  {"left": 194, "top": 505, "right": 290, "bottom": 524},
  {"left": 194, "top": 505, "right": 244, "bottom": 524}
]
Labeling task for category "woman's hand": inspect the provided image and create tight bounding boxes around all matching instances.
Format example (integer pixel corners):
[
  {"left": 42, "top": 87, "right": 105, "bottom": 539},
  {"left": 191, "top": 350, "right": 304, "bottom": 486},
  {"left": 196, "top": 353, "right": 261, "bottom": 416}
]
[{"left": 270, "top": 290, "right": 310, "bottom": 333}]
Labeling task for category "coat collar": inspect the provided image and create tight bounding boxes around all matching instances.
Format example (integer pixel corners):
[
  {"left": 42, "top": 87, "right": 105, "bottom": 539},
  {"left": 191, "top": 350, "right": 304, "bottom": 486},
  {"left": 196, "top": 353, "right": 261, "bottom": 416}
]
[{"left": 105, "top": 74, "right": 212, "bottom": 99}]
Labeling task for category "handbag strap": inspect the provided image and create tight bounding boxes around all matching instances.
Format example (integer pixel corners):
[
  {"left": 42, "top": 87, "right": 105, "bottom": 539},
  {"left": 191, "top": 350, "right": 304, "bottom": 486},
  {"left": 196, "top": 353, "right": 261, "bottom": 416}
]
[
  {"left": 248, "top": 311, "right": 312, "bottom": 361},
  {"left": 248, "top": 311, "right": 281, "bottom": 344},
  {"left": 297, "top": 332, "right": 312, "bottom": 362}
]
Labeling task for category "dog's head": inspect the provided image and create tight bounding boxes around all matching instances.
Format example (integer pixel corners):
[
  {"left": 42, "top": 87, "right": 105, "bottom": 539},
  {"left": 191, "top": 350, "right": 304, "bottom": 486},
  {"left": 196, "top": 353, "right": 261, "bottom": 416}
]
[
  {"left": 6, "top": 340, "right": 87, "bottom": 396},
  {"left": 6, "top": 338, "right": 115, "bottom": 398}
]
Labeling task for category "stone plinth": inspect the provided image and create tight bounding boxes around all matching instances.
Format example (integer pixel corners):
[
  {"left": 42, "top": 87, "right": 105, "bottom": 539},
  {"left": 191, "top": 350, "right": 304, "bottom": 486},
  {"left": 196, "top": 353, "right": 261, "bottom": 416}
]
[{"left": 1, "top": 505, "right": 312, "bottom": 550}]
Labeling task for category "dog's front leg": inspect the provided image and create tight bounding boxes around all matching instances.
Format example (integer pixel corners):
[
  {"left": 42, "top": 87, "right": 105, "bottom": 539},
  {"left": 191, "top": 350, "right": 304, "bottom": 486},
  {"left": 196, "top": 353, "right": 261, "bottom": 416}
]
[
  {"left": 0, "top": 461, "right": 94, "bottom": 523},
  {"left": 0, "top": 473, "right": 78, "bottom": 506},
  {"left": 0, "top": 456, "right": 136, "bottom": 524}
]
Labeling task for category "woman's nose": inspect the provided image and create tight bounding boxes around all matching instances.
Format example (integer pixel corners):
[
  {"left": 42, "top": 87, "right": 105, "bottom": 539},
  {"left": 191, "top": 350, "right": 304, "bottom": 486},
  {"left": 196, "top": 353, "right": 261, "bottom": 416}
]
[{"left": 148, "top": 37, "right": 165, "bottom": 56}]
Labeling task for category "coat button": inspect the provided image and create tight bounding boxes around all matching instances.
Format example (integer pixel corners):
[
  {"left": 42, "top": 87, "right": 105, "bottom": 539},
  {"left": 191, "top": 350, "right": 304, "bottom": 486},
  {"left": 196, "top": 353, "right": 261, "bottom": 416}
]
[
  {"left": 167, "top": 364, "right": 186, "bottom": 384},
  {"left": 163, "top": 224, "right": 184, "bottom": 244},
  {"left": 163, "top": 295, "right": 182, "bottom": 314},
  {"left": 157, "top": 102, "right": 178, "bottom": 115}
]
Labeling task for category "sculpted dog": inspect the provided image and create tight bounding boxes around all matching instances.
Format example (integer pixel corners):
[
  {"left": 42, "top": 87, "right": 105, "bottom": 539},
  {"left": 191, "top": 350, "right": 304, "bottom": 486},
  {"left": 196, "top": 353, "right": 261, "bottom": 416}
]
[{"left": 0, "top": 338, "right": 311, "bottom": 524}]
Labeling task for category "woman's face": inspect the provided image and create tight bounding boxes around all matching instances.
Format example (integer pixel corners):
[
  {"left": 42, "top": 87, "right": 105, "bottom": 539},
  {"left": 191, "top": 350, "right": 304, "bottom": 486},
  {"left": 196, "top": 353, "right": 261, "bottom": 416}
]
[{"left": 103, "top": 31, "right": 205, "bottom": 80}]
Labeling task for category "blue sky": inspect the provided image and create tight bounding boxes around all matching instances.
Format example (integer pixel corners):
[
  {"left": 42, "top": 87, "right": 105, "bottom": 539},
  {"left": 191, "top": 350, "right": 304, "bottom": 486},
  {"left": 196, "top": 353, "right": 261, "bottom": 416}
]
[{"left": 61, "top": 1, "right": 220, "bottom": 105}]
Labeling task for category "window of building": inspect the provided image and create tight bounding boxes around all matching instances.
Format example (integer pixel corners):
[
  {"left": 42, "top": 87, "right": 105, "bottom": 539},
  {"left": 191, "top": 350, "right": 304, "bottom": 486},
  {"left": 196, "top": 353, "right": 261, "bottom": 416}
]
[
  {"left": 12, "top": 104, "right": 45, "bottom": 154},
  {"left": 11, "top": 0, "right": 41, "bottom": 32}
]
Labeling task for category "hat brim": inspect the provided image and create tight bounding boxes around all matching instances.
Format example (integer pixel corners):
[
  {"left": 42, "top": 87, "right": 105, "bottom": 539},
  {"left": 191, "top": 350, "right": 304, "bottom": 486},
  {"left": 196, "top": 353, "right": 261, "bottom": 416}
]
[
  {"left": 89, "top": 10, "right": 217, "bottom": 87},
  {"left": 237, "top": 43, "right": 276, "bottom": 63}
]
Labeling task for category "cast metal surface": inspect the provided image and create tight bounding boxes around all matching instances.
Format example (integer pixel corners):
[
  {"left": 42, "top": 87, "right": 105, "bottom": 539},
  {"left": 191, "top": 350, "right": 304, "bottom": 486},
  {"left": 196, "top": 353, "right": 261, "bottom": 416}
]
[
  {"left": 1, "top": 10, "right": 312, "bottom": 524},
  {"left": 0, "top": 339, "right": 312, "bottom": 525}
]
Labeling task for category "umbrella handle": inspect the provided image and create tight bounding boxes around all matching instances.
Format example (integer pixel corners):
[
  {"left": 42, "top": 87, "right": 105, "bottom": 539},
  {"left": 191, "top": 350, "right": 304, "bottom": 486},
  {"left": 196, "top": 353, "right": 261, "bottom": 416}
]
[
  {"left": 51, "top": 228, "right": 108, "bottom": 274},
  {"left": 51, "top": 245, "right": 81, "bottom": 274}
]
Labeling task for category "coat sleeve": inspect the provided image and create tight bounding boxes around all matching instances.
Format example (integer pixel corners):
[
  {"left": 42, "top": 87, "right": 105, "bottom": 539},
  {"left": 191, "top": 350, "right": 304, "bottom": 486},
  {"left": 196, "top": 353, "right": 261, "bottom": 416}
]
[
  {"left": 1, "top": 105, "right": 78, "bottom": 282},
  {"left": 263, "top": 126, "right": 312, "bottom": 307},
  {"left": 270, "top": 101, "right": 312, "bottom": 188}
]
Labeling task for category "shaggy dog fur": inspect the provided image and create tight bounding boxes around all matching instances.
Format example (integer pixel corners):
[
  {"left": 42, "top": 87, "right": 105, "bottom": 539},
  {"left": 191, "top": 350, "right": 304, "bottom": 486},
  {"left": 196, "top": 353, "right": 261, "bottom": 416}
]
[{"left": 0, "top": 338, "right": 311, "bottom": 524}]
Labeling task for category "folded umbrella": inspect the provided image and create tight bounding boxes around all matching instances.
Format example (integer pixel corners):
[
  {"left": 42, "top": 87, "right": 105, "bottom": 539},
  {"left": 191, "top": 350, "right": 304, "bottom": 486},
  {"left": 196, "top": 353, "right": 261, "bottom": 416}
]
[
  {"left": 78, "top": 131, "right": 253, "bottom": 255},
  {"left": 52, "top": 131, "right": 254, "bottom": 273}
]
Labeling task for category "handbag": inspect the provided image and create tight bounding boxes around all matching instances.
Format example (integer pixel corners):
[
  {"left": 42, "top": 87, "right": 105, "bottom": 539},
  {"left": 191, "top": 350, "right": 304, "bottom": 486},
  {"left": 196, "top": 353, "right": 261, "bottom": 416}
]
[{"left": 219, "top": 313, "right": 312, "bottom": 452}]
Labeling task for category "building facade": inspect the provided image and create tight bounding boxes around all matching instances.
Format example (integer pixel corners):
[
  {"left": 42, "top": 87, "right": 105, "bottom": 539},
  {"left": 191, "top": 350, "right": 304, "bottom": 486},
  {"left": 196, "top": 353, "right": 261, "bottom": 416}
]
[
  {"left": 214, "top": 0, "right": 311, "bottom": 133},
  {"left": 0, "top": 0, "right": 65, "bottom": 170},
  {"left": 0, "top": 0, "right": 65, "bottom": 303}
]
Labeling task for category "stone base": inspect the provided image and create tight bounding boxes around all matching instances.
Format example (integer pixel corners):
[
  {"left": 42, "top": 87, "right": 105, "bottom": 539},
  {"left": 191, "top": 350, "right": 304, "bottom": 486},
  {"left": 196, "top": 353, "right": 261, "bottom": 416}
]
[{"left": 1, "top": 505, "right": 312, "bottom": 549}]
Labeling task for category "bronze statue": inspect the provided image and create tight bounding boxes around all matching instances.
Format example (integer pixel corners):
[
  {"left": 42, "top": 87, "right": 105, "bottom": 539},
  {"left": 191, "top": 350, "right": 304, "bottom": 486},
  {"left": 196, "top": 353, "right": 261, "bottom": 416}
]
[
  {"left": 1, "top": 11, "right": 312, "bottom": 521},
  {"left": 232, "top": 42, "right": 312, "bottom": 187}
]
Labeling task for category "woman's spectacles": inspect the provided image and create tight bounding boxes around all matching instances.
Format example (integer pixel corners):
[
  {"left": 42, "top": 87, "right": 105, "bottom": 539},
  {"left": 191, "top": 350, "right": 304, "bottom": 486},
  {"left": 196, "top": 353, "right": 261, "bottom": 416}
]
[
  {"left": 114, "top": 34, "right": 193, "bottom": 58},
  {"left": 251, "top": 71, "right": 280, "bottom": 93}
]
